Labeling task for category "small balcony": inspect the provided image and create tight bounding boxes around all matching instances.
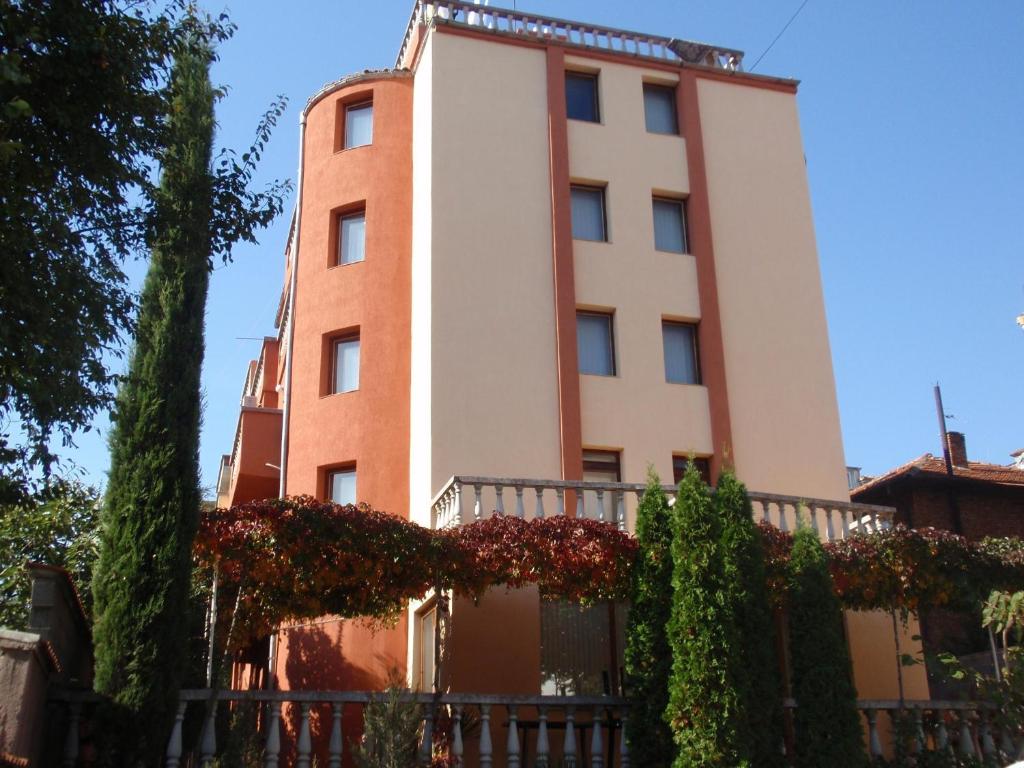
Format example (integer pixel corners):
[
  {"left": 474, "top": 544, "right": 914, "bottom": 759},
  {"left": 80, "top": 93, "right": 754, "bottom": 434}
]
[
  {"left": 431, "top": 475, "right": 896, "bottom": 542},
  {"left": 225, "top": 405, "right": 282, "bottom": 507}
]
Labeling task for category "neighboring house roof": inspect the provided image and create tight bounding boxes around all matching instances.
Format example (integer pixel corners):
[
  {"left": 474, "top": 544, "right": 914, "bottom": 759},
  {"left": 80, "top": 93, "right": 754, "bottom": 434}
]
[{"left": 852, "top": 453, "right": 1024, "bottom": 496}]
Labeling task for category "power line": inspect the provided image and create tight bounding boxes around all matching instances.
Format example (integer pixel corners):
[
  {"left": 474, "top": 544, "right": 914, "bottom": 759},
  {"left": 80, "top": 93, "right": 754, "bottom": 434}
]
[{"left": 749, "top": 0, "right": 813, "bottom": 73}]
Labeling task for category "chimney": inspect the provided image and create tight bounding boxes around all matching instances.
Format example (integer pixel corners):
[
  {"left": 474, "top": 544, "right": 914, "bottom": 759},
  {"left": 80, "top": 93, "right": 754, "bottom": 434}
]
[{"left": 946, "top": 431, "right": 968, "bottom": 467}]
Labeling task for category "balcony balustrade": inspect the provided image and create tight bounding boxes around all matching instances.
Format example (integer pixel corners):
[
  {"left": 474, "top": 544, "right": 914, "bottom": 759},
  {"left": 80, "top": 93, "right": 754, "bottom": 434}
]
[
  {"left": 431, "top": 475, "right": 895, "bottom": 542},
  {"left": 396, "top": 0, "right": 744, "bottom": 72},
  {"left": 51, "top": 689, "right": 1018, "bottom": 767}
]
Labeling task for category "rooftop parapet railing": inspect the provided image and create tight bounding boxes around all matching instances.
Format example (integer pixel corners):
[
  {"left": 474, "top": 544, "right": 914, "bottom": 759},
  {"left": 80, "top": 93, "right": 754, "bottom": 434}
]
[
  {"left": 430, "top": 475, "right": 896, "bottom": 542},
  {"left": 396, "top": 0, "right": 744, "bottom": 72}
]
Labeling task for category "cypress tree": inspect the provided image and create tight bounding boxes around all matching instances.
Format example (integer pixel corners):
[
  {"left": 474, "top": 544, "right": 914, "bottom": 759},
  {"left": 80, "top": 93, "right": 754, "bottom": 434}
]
[
  {"left": 665, "top": 464, "right": 746, "bottom": 767},
  {"left": 788, "top": 524, "right": 866, "bottom": 768},
  {"left": 715, "top": 470, "right": 786, "bottom": 767},
  {"left": 92, "top": 38, "right": 215, "bottom": 765},
  {"left": 624, "top": 468, "right": 675, "bottom": 766}
]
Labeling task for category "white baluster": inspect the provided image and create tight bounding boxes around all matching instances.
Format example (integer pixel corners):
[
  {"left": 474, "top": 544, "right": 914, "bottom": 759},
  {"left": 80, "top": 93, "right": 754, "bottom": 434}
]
[
  {"left": 200, "top": 700, "right": 218, "bottom": 768},
  {"left": 913, "top": 707, "right": 926, "bottom": 753},
  {"left": 474, "top": 484, "right": 482, "bottom": 521},
  {"left": 556, "top": 488, "right": 565, "bottom": 516},
  {"left": 825, "top": 508, "right": 836, "bottom": 542},
  {"left": 454, "top": 482, "right": 463, "bottom": 525},
  {"left": 866, "top": 709, "right": 883, "bottom": 758},
  {"left": 165, "top": 701, "right": 185, "bottom": 768},
  {"left": 936, "top": 710, "right": 950, "bottom": 753},
  {"left": 452, "top": 706, "right": 464, "bottom": 767},
  {"left": 419, "top": 706, "right": 433, "bottom": 765},
  {"left": 617, "top": 493, "right": 626, "bottom": 531},
  {"left": 536, "top": 706, "right": 550, "bottom": 768},
  {"left": 264, "top": 702, "right": 281, "bottom": 768},
  {"left": 564, "top": 707, "right": 577, "bottom": 767},
  {"left": 515, "top": 485, "right": 525, "bottom": 518},
  {"left": 507, "top": 705, "right": 521, "bottom": 767},
  {"left": 479, "top": 704, "right": 493, "bottom": 768},
  {"left": 495, "top": 485, "right": 505, "bottom": 515},
  {"left": 841, "top": 507, "right": 851, "bottom": 538},
  {"left": 981, "top": 711, "right": 996, "bottom": 757},
  {"left": 809, "top": 504, "right": 820, "bottom": 533},
  {"left": 63, "top": 701, "right": 81, "bottom": 768},
  {"left": 506, "top": 13, "right": 515, "bottom": 34},
  {"left": 958, "top": 711, "right": 974, "bottom": 756},
  {"left": 576, "top": 490, "right": 585, "bottom": 519},
  {"left": 596, "top": 489, "right": 606, "bottom": 522},
  {"left": 618, "top": 710, "right": 630, "bottom": 767},
  {"left": 328, "top": 703, "right": 343, "bottom": 768},
  {"left": 761, "top": 499, "right": 770, "bottom": 524},
  {"left": 778, "top": 502, "right": 789, "bottom": 532},
  {"left": 296, "top": 703, "right": 312, "bottom": 768},
  {"left": 535, "top": 487, "right": 545, "bottom": 519},
  {"left": 869, "top": 510, "right": 879, "bottom": 533},
  {"left": 590, "top": 709, "right": 604, "bottom": 767}
]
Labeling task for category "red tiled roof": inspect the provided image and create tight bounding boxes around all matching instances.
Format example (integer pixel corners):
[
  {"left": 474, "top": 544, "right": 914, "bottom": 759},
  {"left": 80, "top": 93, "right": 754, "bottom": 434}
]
[{"left": 853, "top": 453, "right": 1024, "bottom": 496}]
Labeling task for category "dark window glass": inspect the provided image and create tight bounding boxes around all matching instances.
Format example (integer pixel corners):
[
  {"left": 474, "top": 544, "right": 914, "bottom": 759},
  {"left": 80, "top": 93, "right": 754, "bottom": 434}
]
[
  {"left": 644, "top": 84, "right": 678, "bottom": 134},
  {"left": 662, "top": 321, "right": 700, "bottom": 384},
  {"left": 577, "top": 312, "right": 615, "bottom": 376},
  {"left": 673, "top": 456, "right": 710, "bottom": 485},
  {"left": 566, "top": 72, "right": 599, "bottom": 122},
  {"left": 583, "top": 450, "right": 621, "bottom": 482},
  {"left": 571, "top": 185, "right": 607, "bottom": 241},
  {"left": 652, "top": 197, "right": 688, "bottom": 253}
]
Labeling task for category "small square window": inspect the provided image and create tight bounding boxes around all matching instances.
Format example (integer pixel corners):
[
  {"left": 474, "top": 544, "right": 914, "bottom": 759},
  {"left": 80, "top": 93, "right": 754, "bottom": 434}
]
[
  {"left": 577, "top": 311, "right": 615, "bottom": 376},
  {"left": 333, "top": 336, "right": 360, "bottom": 393},
  {"left": 643, "top": 84, "right": 678, "bottom": 134},
  {"left": 662, "top": 321, "right": 700, "bottom": 384},
  {"left": 329, "top": 468, "right": 357, "bottom": 505},
  {"left": 565, "top": 72, "right": 599, "bottom": 122},
  {"left": 583, "top": 449, "right": 621, "bottom": 483},
  {"left": 338, "top": 210, "right": 366, "bottom": 265},
  {"left": 344, "top": 101, "right": 373, "bottom": 149},
  {"left": 672, "top": 456, "right": 710, "bottom": 485},
  {"left": 652, "top": 197, "right": 688, "bottom": 253},
  {"left": 571, "top": 185, "right": 607, "bottom": 242}
]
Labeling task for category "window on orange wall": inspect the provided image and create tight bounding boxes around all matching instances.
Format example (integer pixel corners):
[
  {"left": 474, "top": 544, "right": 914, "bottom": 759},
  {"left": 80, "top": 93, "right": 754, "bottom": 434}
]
[
  {"left": 571, "top": 185, "right": 607, "bottom": 242},
  {"left": 329, "top": 467, "right": 357, "bottom": 505},
  {"left": 332, "top": 335, "right": 360, "bottom": 393},
  {"left": 344, "top": 101, "right": 373, "bottom": 149},
  {"left": 643, "top": 83, "right": 678, "bottom": 134},
  {"left": 583, "top": 449, "right": 621, "bottom": 483},
  {"left": 662, "top": 321, "right": 700, "bottom": 384},
  {"left": 577, "top": 311, "right": 615, "bottom": 376},
  {"left": 565, "top": 72, "right": 599, "bottom": 122},
  {"left": 652, "top": 197, "right": 688, "bottom": 253},
  {"left": 338, "top": 209, "right": 366, "bottom": 265},
  {"left": 673, "top": 455, "right": 711, "bottom": 485}
]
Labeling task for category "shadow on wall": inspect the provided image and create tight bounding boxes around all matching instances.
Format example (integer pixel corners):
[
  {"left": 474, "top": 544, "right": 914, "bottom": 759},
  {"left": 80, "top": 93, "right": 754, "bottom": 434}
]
[{"left": 281, "top": 621, "right": 403, "bottom": 767}]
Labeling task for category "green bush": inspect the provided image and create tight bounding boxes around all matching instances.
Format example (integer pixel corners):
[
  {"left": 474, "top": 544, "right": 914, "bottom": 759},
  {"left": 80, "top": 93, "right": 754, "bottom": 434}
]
[
  {"left": 788, "top": 524, "right": 866, "bottom": 768},
  {"left": 665, "top": 463, "right": 746, "bottom": 767},
  {"left": 716, "top": 470, "right": 785, "bottom": 767},
  {"left": 624, "top": 468, "right": 675, "bottom": 765}
]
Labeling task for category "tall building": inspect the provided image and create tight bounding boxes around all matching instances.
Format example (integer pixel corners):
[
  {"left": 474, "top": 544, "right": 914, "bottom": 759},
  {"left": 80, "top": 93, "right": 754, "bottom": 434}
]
[{"left": 219, "top": 0, "right": 927, "bottom": 702}]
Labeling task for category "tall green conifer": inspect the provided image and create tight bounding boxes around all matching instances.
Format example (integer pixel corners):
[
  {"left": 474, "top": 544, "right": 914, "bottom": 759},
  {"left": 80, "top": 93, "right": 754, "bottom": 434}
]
[
  {"left": 716, "top": 470, "right": 786, "bottom": 767},
  {"left": 788, "top": 524, "right": 866, "bottom": 768},
  {"left": 92, "top": 38, "right": 215, "bottom": 765},
  {"left": 665, "top": 464, "right": 745, "bottom": 767},
  {"left": 624, "top": 468, "right": 675, "bottom": 765}
]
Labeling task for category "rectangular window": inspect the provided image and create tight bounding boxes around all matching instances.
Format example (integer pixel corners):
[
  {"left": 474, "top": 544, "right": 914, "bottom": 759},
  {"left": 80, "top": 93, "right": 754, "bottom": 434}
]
[
  {"left": 332, "top": 336, "right": 360, "bottom": 393},
  {"left": 662, "top": 321, "right": 700, "bottom": 384},
  {"left": 344, "top": 101, "right": 373, "bottom": 149},
  {"left": 643, "top": 83, "right": 679, "bottom": 134},
  {"left": 338, "top": 210, "right": 366, "bottom": 265},
  {"left": 577, "top": 312, "right": 615, "bottom": 376},
  {"left": 571, "top": 185, "right": 607, "bottom": 242},
  {"left": 652, "top": 197, "right": 688, "bottom": 253},
  {"left": 329, "top": 468, "right": 357, "bottom": 505},
  {"left": 583, "top": 449, "right": 621, "bottom": 483},
  {"left": 673, "top": 455, "right": 711, "bottom": 485},
  {"left": 419, "top": 605, "right": 436, "bottom": 692},
  {"left": 565, "top": 72, "right": 599, "bottom": 122}
]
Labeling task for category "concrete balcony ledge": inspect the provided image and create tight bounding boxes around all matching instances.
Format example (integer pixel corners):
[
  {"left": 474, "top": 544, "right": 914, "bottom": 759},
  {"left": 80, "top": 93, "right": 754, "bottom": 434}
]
[{"left": 226, "top": 406, "right": 283, "bottom": 507}]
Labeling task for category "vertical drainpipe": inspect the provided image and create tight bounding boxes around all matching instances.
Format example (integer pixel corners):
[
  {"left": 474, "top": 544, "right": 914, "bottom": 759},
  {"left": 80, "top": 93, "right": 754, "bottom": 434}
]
[{"left": 268, "top": 110, "right": 307, "bottom": 689}]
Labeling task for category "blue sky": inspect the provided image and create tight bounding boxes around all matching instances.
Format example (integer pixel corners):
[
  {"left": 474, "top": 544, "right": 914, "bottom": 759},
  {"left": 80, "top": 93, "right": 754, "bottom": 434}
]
[{"left": 61, "top": 0, "right": 1023, "bottom": 496}]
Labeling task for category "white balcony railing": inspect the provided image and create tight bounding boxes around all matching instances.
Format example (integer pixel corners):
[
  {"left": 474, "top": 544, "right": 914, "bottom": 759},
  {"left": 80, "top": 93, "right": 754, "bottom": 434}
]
[
  {"left": 396, "top": 0, "right": 744, "bottom": 72},
  {"left": 52, "top": 689, "right": 1015, "bottom": 767},
  {"left": 430, "top": 476, "right": 896, "bottom": 542}
]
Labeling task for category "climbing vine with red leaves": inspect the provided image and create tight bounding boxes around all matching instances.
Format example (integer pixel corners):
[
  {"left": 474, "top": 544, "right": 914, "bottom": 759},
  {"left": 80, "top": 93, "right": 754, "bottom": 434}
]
[
  {"left": 194, "top": 497, "right": 1024, "bottom": 650},
  {"left": 194, "top": 496, "right": 636, "bottom": 649}
]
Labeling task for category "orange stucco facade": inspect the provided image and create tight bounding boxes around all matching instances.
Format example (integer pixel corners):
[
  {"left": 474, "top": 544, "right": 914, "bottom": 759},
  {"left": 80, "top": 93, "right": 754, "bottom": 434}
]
[{"left": 217, "top": 4, "right": 926, "bottom": 728}]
